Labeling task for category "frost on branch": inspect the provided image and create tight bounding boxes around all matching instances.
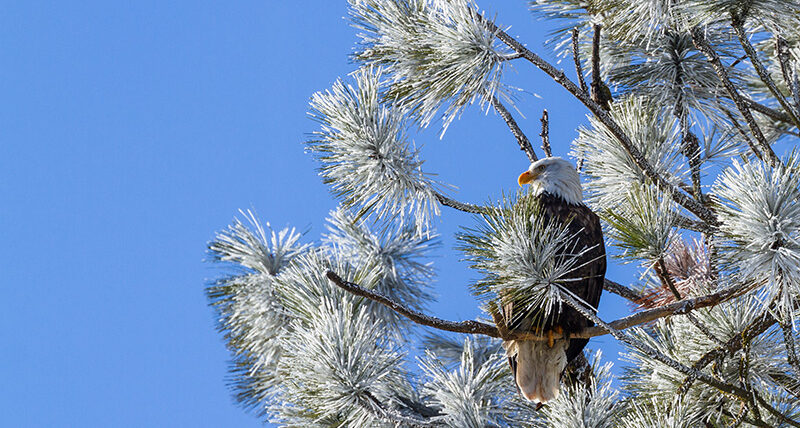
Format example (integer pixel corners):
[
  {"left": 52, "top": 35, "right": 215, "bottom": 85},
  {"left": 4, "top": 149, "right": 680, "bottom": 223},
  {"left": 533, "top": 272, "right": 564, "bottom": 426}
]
[
  {"left": 350, "top": 0, "right": 512, "bottom": 132},
  {"left": 308, "top": 67, "right": 440, "bottom": 231}
]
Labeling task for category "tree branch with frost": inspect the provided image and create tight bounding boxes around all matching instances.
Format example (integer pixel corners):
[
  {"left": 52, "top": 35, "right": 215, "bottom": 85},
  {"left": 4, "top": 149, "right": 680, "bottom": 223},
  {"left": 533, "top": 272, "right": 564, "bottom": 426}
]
[
  {"left": 776, "top": 36, "right": 800, "bottom": 114},
  {"left": 559, "top": 290, "right": 800, "bottom": 426},
  {"left": 590, "top": 24, "right": 611, "bottom": 111},
  {"left": 326, "top": 270, "right": 754, "bottom": 341},
  {"left": 691, "top": 27, "right": 780, "bottom": 166},
  {"left": 744, "top": 97, "right": 796, "bottom": 125},
  {"left": 490, "top": 95, "right": 537, "bottom": 163},
  {"left": 475, "top": 15, "right": 716, "bottom": 225},
  {"left": 731, "top": 17, "right": 800, "bottom": 129},
  {"left": 435, "top": 192, "right": 489, "bottom": 215}
]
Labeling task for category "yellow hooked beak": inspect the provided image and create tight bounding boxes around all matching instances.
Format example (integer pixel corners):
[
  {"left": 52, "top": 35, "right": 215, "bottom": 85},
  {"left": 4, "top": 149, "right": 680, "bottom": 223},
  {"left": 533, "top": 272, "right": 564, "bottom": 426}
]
[{"left": 518, "top": 169, "right": 539, "bottom": 186}]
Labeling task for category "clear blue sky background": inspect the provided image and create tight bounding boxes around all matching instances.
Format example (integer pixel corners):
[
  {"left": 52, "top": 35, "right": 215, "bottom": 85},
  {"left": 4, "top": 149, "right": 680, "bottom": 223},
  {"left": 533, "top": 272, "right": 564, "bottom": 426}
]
[{"left": 2, "top": 2, "right": 635, "bottom": 426}]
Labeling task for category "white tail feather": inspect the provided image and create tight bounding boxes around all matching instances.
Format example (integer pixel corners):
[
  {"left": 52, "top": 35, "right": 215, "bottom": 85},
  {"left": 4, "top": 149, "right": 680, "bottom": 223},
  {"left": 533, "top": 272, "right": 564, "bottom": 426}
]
[{"left": 509, "top": 340, "right": 568, "bottom": 403}]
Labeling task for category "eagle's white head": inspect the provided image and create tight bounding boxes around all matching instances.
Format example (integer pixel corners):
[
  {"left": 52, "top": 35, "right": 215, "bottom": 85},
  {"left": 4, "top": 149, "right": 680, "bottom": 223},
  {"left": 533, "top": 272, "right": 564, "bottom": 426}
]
[{"left": 517, "top": 157, "right": 583, "bottom": 205}]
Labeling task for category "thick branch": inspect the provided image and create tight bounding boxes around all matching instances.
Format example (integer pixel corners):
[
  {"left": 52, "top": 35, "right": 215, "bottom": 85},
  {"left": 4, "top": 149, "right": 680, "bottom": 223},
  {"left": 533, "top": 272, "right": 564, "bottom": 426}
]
[
  {"left": 490, "top": 95, "right": 537, "bottom": 163},
  {"left": 435, "top": 192, "right": 488, "bottom": 215},
  {"left": 481, "top": 17, "right": 716, "bottom": 224},
  {"left": 692, "top": 27, "right": 780, "bottom": 167},
  {"left": 539, "top": 109, "right": 552, "bottom": 157},
  {"left": 327, "top": 270, "right": 501, "bottom": 337},
  {"left": 326, "top": 271, "right": 752, "bottom": 341}
]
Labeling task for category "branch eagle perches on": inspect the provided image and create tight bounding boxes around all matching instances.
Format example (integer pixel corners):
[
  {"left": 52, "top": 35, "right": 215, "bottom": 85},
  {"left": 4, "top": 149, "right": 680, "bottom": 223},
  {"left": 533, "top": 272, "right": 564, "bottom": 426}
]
[{"left": 325, "top": 270, "right": 752, "bottom": 342}]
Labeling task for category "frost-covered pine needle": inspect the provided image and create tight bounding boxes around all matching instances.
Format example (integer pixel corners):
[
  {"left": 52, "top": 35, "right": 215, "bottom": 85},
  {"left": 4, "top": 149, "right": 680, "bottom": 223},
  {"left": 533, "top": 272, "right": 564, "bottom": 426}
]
[
  {"left": 535, "top": 351, "right": 620, "bottom": 428},
  {"left": 350, "top": 0, "right": 513, "bottom": 133},
  {"left": 714, "top": 154, "right": 800, "bottom": 317},
  {"left": 571, "top": 96, "right": 686, "bottom": 211},
  {"left": 273, "top": 300, "right": 410, "bottom": 427},
  {"left": 419, "top": 337, "right": 513, "bottom": 427},
  {"left": 308, "top": 67, "right": 440, "bottom": 232},
  {"left": 322, "top": 207, "right": 437, "bottom": 324}
]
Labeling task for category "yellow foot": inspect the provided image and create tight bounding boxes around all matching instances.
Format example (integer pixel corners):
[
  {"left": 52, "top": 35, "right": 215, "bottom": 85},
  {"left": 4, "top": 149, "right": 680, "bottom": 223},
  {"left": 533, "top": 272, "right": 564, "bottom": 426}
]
[{"left": 546, "top": 326, "right": 564, "bottom": 348}]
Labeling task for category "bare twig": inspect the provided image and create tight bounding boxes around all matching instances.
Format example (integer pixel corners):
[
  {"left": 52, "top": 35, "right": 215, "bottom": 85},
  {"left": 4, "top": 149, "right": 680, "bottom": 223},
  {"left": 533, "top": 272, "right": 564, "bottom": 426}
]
[
  {"left": 732, "top": 18, "right": 800, "bottom": 129},
  {"left": 590, "top": 24, "right": 612, "bottom": 110},
  {"left": 571, "top": 28, "right": 589, "bottom": 94},
  {"left": 490, "top": 95, "right": 537, "bottom": 163},
  {"left": 692, "top": 27, "right": 780, "bottom": 167},
  {"left": 676, "top": 214, "right": 716, "bottom": 234},
  {"left": 479, "top": 16, "right": 716, "bottom": 225},
  {"left": 435, "top": 192, "right": 488, "bottom": 215},
  {"left": 326, "top": 270, "right": 753, "bottom": 341},
  {"left": 655, "top": 256, "right": 683, "bottom": 300},
  {"left": 539, "top": 110, "right": 552, "bottom": 157}
]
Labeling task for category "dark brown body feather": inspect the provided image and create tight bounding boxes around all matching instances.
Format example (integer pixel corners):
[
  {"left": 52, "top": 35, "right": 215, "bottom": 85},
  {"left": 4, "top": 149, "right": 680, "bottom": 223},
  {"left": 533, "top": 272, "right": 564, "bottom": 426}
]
[{"left": 505, "top": 192, "right": 606, "bottom": 379}]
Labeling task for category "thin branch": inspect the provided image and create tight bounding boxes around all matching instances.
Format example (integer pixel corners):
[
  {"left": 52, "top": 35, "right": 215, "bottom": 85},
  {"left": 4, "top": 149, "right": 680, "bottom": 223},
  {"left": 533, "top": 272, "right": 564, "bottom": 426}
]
[
  {"left": 721, "top": 105, "right": 763, "bottom": 160},
  {"left": 490, "top": 95, "right": 537, "bottom": 163},
  {"left": 571, "top": 28, "right": 589, "bottom": 94},
  {"left": 590, "top": 24, "right": 611, "bottom": 110},
  {"left": 776, "top": 36, "right": 800, "bottom": 114},
  {"left": 655, "top": 256, "right": 683, "bottom": 300},
  {"left": 435, "top": 192, "right": 488, "bottom": 215},
  {"left": 327, "top": 270, "right": 753, "bottom": 341},
  {"left": 676, "top": 214, "right": 716, "bottom": 234},
  {"left": 603, "top": 278, "right": 645, "bottom": 302},
  {"left": 744, "top": 97, "right": 796, "bottom": 125},
  {"left": 539, "top": 109, "right": 552, "bottom": 157},
  {"left": 479, "top": 16, "right": 716, "bottom": 225},
  {"left": 732, "top": 18, "right": 800, "bottom": 129},
  {"left": 782, "top": 321, "right": 800, "bottom": 374},
  {"left": 692, "top": 27, "right": 780, "bottom": 167}
]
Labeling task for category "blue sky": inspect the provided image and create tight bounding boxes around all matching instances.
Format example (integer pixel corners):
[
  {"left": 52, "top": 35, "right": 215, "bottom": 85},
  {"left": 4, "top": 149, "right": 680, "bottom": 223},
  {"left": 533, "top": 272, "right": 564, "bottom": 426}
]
[{"left": 1, "top": 2, "right": 634, "bottom": 426}]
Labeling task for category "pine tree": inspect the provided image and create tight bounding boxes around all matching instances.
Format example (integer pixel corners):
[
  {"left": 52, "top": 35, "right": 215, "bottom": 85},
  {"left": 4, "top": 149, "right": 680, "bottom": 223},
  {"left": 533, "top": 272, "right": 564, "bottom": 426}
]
[{"left": 207, "top": 1, "right": 800, "bottom": 426}]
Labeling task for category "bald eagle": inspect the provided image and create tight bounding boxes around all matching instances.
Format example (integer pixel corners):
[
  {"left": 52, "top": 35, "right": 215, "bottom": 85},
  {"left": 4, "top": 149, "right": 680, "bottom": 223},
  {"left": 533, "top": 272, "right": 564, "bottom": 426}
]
[{"left": 505, "top": 157, "right": 606, "bottom": 404}]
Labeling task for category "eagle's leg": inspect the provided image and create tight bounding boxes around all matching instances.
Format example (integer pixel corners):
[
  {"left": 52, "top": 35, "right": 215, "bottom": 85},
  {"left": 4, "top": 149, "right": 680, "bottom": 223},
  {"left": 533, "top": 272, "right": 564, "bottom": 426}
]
[{"left": 546, "top": 325, "right": 564, "bottom": 348}]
